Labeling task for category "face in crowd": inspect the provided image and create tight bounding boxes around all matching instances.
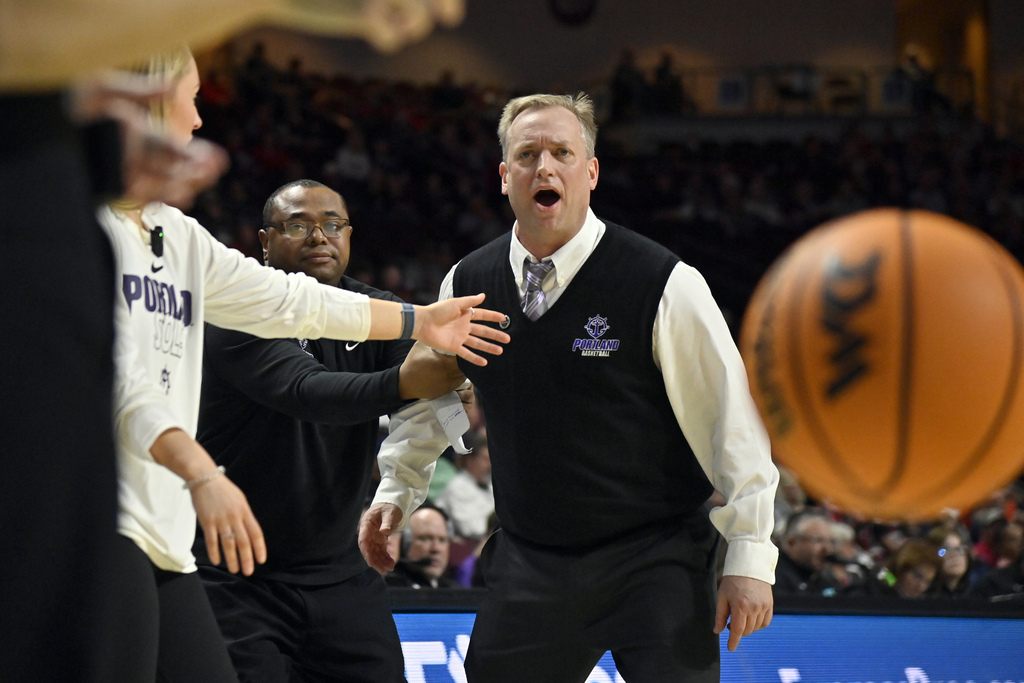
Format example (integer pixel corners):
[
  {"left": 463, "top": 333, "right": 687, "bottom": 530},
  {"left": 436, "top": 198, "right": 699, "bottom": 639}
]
[
  {"left": 404, "top": 507, "right": 451, "bottom": 580},
  {"left": 937, "top": 532, "right": 969, "bottom": 582},
  {"left": 895, "top": 562, "right": 937, "bottom": 598},
  {"left": 784, "top": 517, "right": 834, "bottom": 572}
]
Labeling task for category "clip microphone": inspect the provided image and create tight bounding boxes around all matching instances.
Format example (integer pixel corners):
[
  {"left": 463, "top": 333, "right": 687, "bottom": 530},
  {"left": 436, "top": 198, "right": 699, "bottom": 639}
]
[{"left": 151, "top": 226, "right": 164, "bottom": 258}]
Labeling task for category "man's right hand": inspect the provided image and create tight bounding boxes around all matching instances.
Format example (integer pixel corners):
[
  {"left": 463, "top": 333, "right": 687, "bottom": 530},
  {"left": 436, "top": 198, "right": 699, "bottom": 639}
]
[
  {"left": 359, "top": 503, "right": 404, "bottom": 573},
  {"left": 398, "top": 341, "right": 466, "bottom": 400}
]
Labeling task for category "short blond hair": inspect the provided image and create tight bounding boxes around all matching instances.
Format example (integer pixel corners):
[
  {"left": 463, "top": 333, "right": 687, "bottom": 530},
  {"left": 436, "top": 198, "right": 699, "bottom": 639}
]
[
  {"left": 120, "top": 45, "right": 193, "bottom": 130},
  {"left": 497, "top": 92, "right": 597, "bottom": 162},
  {"left": 109, "top": 45, "right": 193, "bottom": 210}
]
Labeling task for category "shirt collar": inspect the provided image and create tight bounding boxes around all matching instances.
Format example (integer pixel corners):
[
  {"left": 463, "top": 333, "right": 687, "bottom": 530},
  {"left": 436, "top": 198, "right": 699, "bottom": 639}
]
[{"left": 509, "top": 207, "right": 605, "bottom": 287}]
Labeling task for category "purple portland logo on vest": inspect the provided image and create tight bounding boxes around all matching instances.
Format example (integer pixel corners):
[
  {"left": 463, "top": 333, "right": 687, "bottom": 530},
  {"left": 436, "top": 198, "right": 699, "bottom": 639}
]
[{"left": 572, "top": 315, "right": 620, "bottom": 357}]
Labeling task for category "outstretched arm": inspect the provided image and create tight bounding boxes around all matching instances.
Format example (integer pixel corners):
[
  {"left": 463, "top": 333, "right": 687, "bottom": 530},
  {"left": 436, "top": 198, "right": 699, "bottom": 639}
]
[
  {"left": 367, "top": 293, "right": 509, "bottom": 366},
  {"left": 1, "top": 0, "right": 465, "bottom": 90}
]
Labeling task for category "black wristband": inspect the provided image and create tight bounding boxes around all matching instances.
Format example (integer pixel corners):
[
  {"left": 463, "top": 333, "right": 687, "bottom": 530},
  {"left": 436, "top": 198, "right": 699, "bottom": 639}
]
[{"left": 399, "top": 302, "right": 415, "bottom": 340}]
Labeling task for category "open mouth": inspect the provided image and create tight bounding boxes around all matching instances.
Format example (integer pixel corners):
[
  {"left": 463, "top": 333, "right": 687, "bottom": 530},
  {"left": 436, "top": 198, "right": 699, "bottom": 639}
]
[{"left": 534, "top": 189, "right": 560, "bottom": 207}]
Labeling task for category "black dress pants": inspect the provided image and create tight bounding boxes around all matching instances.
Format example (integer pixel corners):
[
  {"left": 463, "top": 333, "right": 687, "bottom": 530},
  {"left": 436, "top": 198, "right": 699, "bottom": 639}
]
[
  {"left": 200, "top": 565, "right": 406, "bottom": 682},
  {"left": 465, "top": 515, "right": 721, "bottom": 683}
]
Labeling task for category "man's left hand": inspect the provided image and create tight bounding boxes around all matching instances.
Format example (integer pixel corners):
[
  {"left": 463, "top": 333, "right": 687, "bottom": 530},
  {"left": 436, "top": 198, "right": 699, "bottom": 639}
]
[
  {"left": 714, "top": 575, "right": 773, "bottom": 652},
  {"left": 359, "top": 502, "right": 404, "bottom": 573}
]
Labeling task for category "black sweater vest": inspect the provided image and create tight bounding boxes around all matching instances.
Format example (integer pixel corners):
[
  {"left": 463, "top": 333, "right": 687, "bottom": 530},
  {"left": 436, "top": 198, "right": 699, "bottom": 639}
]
[{"left": 454, "top": 222, "right": 713, "bottom": 548}]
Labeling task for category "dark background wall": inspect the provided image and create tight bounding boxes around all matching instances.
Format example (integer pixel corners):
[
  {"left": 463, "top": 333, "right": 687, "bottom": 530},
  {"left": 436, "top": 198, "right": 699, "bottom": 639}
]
[
  {"left": 224, "top": 0, "right": 1022, "bottom": 94},
  {"left": 230, "top": 0, "right": 894, "bottom": 88}
]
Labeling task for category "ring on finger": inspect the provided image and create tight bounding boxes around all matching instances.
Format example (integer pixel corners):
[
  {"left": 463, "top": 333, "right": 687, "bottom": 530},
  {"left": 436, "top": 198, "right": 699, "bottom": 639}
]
[{"left": 222, "top": 531, "right": 236, "bottom": 540}]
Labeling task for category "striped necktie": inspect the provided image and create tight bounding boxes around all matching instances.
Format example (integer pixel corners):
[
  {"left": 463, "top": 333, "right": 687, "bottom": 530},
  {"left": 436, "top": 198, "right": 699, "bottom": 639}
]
[{"left": 522, "top": 259, "right": 555, "bottom": 320}]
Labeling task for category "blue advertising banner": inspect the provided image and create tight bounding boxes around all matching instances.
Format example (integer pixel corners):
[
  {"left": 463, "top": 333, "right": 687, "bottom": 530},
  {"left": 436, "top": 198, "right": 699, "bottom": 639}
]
[{"left": 394, "top": 612, "right": 1024, "bottom": 683}]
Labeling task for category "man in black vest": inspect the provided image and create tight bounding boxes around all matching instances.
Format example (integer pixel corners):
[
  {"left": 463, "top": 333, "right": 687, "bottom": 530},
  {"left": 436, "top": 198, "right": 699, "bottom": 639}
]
[{"left": 360, "top": 92, "right": 778, "bottom": 683}]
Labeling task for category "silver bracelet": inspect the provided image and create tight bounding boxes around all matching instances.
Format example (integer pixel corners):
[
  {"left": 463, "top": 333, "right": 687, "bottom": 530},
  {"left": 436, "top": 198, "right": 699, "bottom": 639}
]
[
  {"left": 399, "top": 302, "right": 415, "bottom": 340},
  {"left": 183, "top": 465, "right": 226, "bottom": 491}
]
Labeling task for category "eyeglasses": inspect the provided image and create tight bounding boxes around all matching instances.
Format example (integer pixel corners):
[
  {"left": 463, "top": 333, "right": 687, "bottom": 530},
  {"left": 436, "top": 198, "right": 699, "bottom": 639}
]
[
  {"left": 938, "top": 546, "right": 967, "bottom": 557},
  {"left": 265, "top": 218, "right": 351, "bottom": 239}
]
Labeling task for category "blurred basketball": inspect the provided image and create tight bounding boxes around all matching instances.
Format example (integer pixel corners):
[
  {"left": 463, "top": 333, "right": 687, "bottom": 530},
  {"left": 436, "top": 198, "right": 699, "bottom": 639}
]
[{"left": 739, "top": 208, "right": 1024, "bottom": 521}]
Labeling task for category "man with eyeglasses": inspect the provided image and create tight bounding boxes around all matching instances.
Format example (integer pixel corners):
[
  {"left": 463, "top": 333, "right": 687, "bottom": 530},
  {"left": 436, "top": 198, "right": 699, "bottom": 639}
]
[
  {"left": 774, "top": 510, "right": 844, "bottom": 596},
  {"left": 193, "top": 179, "right": 465, "bottom": 681}
]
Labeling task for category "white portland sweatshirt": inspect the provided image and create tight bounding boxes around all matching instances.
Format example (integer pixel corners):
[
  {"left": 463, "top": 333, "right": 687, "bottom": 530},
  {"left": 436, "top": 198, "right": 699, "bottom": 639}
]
[{"left": 99, "top": 203, "right": 373, "bottom": 572}]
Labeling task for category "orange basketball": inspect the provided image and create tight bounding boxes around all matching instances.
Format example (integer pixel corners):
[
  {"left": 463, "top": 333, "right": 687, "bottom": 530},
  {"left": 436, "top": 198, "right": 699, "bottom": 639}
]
[{"left": 739, "top": 208, "right": 1024, "bottom": 521}]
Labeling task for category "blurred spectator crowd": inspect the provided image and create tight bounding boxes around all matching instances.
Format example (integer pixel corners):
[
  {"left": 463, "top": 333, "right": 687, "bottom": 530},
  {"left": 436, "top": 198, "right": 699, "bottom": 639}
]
[
  {"left": 195, "top": 44, "right": 1024, "bottom": 602},
  {"left": 193, "top": 43, "right": 1024, "bottom": 325},
  {"left": 769, "top": 470, "right": 1024, "bottom": 603}
]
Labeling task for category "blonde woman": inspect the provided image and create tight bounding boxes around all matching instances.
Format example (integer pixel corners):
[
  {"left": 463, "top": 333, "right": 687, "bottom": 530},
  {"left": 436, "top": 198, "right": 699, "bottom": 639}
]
[{"left": 100, "top": 46, "right": 507, "bottom": 680}]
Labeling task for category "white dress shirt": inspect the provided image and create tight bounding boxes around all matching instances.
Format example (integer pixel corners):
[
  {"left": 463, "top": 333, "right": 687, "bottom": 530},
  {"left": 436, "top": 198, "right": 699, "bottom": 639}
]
[{"left": 376, "top": 207, "right": 779, "bottom": 583}]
